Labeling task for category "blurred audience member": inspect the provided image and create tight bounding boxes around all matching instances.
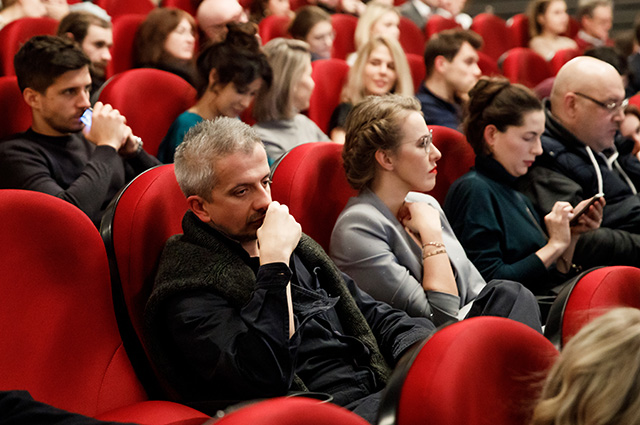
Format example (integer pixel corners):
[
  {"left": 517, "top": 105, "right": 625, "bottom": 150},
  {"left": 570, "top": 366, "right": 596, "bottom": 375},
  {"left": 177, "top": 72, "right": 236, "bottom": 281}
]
[
  {"left": 197, "top": 0, "right": 248, "bottom": 42},
  {"left": 0, "top": 0, "right": 68, "bottom": 30},
  {"left": 329, "top": 35, "right": 413, "bottom": 143},
  {"left": 531, "top": 307, "right": 640, "bottom": 425},
  {"left": 418, "top": 29, "right": 482, "bottom": 130},
  {"left": 289, "top": 6, "right": 334, "bottom": 61},
  {"left": 134, "top": 7, "right": 198, "bottom": 87},
  {"left": 574, "top": 0, "right": 613, "bottom": 51},
  {"left": 253, "top": 38, "right": 330, "bottom": 163},
  {"left": 250, "top": 0, "right": 293, "bottom": 23},
  {"left": 436, "top": 0, "right": 471, "bottom": 29},
  {"left": 158, "top": 23, "right": 272, "bottom": 163},
  {"left": 398, "top": 0, "right": 439, "bottom": 31},
  {"left": 349, "top": 1, "right": 400, "bottom": 64},
  {"left": 621, "top": 105, "right": 640, "bottom": 162},
  {"left": 527, "top": 0, "right": 578, "bottom": 60},
  {"left": 57, "top": 11, "right": 112, "bottom": 97}
]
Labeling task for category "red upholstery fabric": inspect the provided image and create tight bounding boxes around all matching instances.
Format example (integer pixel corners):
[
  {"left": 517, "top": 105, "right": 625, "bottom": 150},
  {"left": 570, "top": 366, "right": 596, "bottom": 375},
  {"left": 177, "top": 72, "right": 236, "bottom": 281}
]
[
  {"left": 552, "top": 266, "right": 640, "bottom": 348},
  {"left": 271, "top": 142, "right": 357, "bottom": 252},
  {"left": 477, "top": 50, "right": 500, "bottom": 77},
  {"left": 331, "top": 14, "right": 358, "bottom": 60},
  {"left": 0, "top": 17, "right": 58, "bottom": 76},
  {"left": 308, "top": 58, "right": 350, "bottom": 134},
  {"left": 0, "top": 75, "right": 31, "bottom": 140},
  {"left": 96, "top": 0, "right": 155, "bottom": 19},
  {"left": 564, "top": 16, "right": 580, "bottom": 39},
  {"left": 101, "top": 165, "right": 188, "bottom": 396},
  {"left": 549, "top": 48, "right": 581, "bottom": 74},
  {"left": 392, "top": 317, "right": 558, "bottom": 425},
  {"left": 399, "top": 16, "right": 425, "bottom": 56},
  {"left": 406, "top": 53, "right": 426, "bottom": 92},
  {"left": 501, "top": 47, "right": 552, "bottom": 89},
  {"left": 0, "top": 190, "right": 208, "bottom": 424},
  {"left": 471, "top": 13, "right": 515, "bottom": 62},
  {"left": 628, "top": 93, "right": 640, "bottom": 108},
  {"left": 424, "top": 15, "right": 461, "bottom": 40},
  {"left": 106, "top": 14, "right": 147, "bottom": 78},
  {"left": 507, "top": 13, "right": 530, "bottom": 48},
  {"left": 162, "top": 0, "right": 198, "bottom": 16},
  {"left": 215, "top": 397, "right": 369, "bottom": 424},
  {"left": 427, "top": 125, "right": 475, "bottom": 205},
  {"left": 259, "top": 14, "right": 292, "bottom": 44},
  {"left": 98, "top": 68, "right": 197, "bottom": 157}
]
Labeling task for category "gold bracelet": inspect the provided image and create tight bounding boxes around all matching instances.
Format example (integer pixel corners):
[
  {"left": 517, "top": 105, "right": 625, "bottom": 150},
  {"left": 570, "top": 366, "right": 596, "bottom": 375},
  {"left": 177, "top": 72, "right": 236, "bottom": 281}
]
[
  {"left": 422, "top": 248, "right": 447, "bottom": 260},
  {"left": 422, "top": 241, "right": 445, "bottom": 250}
]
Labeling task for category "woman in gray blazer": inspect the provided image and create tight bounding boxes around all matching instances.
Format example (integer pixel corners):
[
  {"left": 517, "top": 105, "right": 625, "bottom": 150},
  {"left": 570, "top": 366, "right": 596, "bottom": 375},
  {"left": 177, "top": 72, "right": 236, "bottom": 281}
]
[{"left": 330, "top": 94, "right": 542, "bottom": 329}]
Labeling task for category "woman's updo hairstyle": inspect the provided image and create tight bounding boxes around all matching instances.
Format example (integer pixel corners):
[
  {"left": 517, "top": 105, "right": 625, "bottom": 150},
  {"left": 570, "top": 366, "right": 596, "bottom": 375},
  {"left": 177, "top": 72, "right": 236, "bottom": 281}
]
[
  {"left": 195, "top": 22, "right": 272, "bottom": 98},
  {"left": 464, "top": 77, "right": 543, "bottom": 156},
  {"left": 343, "top": 94, "right": 421, "bottom": 191}
]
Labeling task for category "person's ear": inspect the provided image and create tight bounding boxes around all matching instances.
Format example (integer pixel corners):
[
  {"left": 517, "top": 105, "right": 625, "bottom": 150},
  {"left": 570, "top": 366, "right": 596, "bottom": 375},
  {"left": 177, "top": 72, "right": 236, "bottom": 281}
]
[
  {"left": 23, "top": 87, "right": 41, "bottom": 110},
  {"left": 483, "top": 124, "right": 498, "bottom": 152},
  {"left": 208, "top": 69, "right": 219, "bottom": 91},
  {"left": 374, "top": 148, "right": 395, "bottom": 171},
  {"left": 434, "top": 55, "right": 448, "bottom": 74},
  {"left": 187, "top": 195, "right": 213, "bottom": 223},
  {"left": 64, "top": 32, "right": 76, "bottom": 41},
  {"left": 563, "top": 92, "right": 579, "bottom": 119}
]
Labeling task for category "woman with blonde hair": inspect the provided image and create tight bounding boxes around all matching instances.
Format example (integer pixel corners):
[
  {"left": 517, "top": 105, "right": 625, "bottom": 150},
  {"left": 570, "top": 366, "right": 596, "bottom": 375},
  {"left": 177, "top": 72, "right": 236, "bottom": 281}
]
[
  {"left": 329, "top": 35, "right": 413, "bottom": 143},
  {"left": 527, "top": 0, "right": 578, "bottom": 60},
  {"left": 253, "top": 38, "right": 330, "bottom": 163},
  {"left": 531, "top": 307, "right": 640, "bottom": 425},
  {"left": 348, "top": 0, "right": 400, "bottom": 64}
]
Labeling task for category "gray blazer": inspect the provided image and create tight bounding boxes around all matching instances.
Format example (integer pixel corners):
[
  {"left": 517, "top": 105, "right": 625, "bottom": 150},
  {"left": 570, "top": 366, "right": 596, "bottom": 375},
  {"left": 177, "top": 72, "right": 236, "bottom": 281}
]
[{"left": 330, "top": 189, "right": 486, "bottom": 325}]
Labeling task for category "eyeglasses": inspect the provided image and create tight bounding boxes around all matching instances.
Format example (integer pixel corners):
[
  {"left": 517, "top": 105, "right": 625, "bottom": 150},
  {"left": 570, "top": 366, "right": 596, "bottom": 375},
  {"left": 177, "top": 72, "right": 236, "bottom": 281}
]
[
  {"left": 574, "top": 92, "right": 628, "bottom": 113},
  {"left": 420, "top": 129, "right": 433, "bottom": 156}
]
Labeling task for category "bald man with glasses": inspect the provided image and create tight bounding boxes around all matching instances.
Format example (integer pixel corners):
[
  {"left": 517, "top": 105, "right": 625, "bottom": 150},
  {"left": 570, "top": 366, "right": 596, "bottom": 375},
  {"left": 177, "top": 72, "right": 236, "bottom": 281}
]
[{"left": 520, "top": 56, "right": 640, "bottom": 266}]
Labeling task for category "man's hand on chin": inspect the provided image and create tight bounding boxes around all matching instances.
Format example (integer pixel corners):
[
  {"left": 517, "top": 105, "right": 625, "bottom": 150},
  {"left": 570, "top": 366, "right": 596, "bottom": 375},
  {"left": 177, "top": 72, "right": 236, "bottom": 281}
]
[{"left": 257, "top": 202, "right": 301, "bottom": 265}]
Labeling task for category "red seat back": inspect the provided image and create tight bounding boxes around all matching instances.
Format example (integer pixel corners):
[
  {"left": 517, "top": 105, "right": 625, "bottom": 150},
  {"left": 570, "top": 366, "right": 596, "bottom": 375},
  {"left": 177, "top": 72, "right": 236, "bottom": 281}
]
[
  {"left": 308, "top": 58, "right": 350, "bottom": 134},
  {"left": 106, "top": 14, "right": 147, "bottom": 78},
  {"left": 259, "top": 14, "right": 293, "bottom": 44},
  {"left": 427, "top": 125, "right": 475, "bottom": 205},
  {"left": 406, "top": 53, "right": 426, "bottom": 92},
  {"left": 398, "top": 16, "right": 425, "bottom": 56},
  {"left": 549, "top": 48, "right": 581, "bottom": 74},
  {"left": 101, "top": 165, "right": 188, "bottom": 397},
  {"left": 215, "top": 397, "right": 369, "bottom": 424},
  {"left": 424, "top": 15, "right": 461, "bottom": 40},
  {"left": 545, "top": 266, "right": 640, "bottom": 349},
  {"left": 0, "top": 17, "right": 58, "bottom": 76},
  {"left": 96, "top": 0, "right": 155, "bottom": 19},
  {"left": 271, "top": 142, "right": 357, "bottom": 251},
  {"left": 331, "top": 13, "right": 357, "bottom": 60},
  {"left": 471, "top": 13, "right": 515, "bottom": 62},
  {"left": 379, "top": 317, "right": 559, "bottom": 425},
  {"left": 162, "top": 0, "right": 198, "bottom": 16},
  {"left": 477, "top": 50, "right": 501, "bottom": 77},
  {"left": 629, "top": 93, "right": 640, "bottom": 108},
  {"left": 501, "top": 47, "right": 552, "bottom": 89},
  {"left": 98, "top": 68, "right": 197, "bottom": 157},
  {"left": 0, "top": 75, "right": 31, "bottom": 140},
  {"left": 507, "top": 13, "right": 530, "bottom": 48}
]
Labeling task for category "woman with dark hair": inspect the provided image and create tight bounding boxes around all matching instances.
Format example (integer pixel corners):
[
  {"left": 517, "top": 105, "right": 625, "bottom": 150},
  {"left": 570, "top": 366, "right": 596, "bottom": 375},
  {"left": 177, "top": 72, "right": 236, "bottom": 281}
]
[
  {"left": 444, "top": 77, "right": 603, "bottom": 293},
  {"left": 157, "top": 23, "right": 272, "bottom": 163},
  {"left": 330, "top": 94, "right": 542, "bottom": 330},
  {"left": 527, "top": 0, "right": 577, "bottom": 60},
  {"left": 289, "top": 6, "right": 334, "bottom": 61},
  {"left": 133, "top": 7, "right": 198, "bottom": 86}
]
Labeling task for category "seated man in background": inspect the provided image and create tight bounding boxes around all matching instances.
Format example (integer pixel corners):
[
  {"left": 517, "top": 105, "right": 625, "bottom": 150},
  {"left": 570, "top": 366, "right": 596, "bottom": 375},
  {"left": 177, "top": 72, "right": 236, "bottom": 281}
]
[
  {"left": 574, "top": 0, "right": 614, "bottom": 51},
  {"left": 196, "top": 0, "right": 248, "bottom": 43},
  {"left": 417, "top": 29, "right": 482, "bottom": 131},
  {"left": 398, "top": 0, "right": 439, "bottom": 31},
  {"left": 144, "top": 117, "right": 436, "bottom": 423},
  {"left": 57, "top": 11, "right": 113, "bottom": 97},
  {"left": 0, "top": 35, "right": 160, "bottom": 227},
  {"left": 520, "top": 56, "right": 640, "bottom": 266}
]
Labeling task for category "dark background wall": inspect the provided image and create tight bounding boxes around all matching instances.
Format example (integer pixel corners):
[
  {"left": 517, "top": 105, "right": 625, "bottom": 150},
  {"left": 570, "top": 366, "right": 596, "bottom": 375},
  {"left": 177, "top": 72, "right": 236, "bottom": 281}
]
[{"left": 464, "top": 0, "right": 639, "bottom": 37}]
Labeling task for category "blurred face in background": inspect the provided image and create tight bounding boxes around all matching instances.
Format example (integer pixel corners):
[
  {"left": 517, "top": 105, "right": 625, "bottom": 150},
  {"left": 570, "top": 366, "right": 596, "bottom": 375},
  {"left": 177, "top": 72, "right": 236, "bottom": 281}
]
[
  {"left": 305, "top": 20, "right": 334, "bottom": 60},
  {"left": 581, "top": 4, "right": 612, "bottom": 41},
  {"left": 370, "top": 11, "right": 400, "bottom": 41},
  {"left": 539, "top": 0, "right": 569, "bottom": 35},
  {"left": 164, "top": 18, "right": 196, "bottom": 61},
  {"left": 363, "top": 44, "right": 397, "bottom": 96},
  {"left": 268, "top": 0, "right": 291, "bottom": 16}
]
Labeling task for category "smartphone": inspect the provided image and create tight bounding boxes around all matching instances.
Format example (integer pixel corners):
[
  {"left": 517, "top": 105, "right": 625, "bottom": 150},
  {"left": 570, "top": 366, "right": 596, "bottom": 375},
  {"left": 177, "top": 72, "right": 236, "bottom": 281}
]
[
  {"left": 569, "top": 192, "right": 604, "bottom": 226},
  {"left": 80, "top": 108, "right": 92, "bottom": 130}
]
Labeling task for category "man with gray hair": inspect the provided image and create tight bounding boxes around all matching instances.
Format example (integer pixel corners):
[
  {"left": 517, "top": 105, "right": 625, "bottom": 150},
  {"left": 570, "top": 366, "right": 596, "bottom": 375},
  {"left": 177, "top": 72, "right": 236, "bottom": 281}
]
[
  {"left": 144, "top": 117, "right": 435, "bottom": 421},
  {"left": 574, "top": 0, "right": 614, "bottom": 51},
  {"left": 520, "top": 56, "right": 640, "bottom": 265}
]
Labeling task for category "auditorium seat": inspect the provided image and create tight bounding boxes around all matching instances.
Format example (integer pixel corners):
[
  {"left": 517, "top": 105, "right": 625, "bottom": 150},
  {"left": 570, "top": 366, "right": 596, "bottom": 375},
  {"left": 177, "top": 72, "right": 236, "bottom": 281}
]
[
  {"left": 0, "top": 75, "right": 31, "bottom": 140},
  {"left": 399, "top": 16, "right": 425, "bottom": 56},
  {"left": 0, "top": 189, "right": 209, "bottom": 425},
  {"left": 259, "top": 14, "right": 293, "bottom": 44},
  {"left": 500, "top": 47, "right": 552, "bottom": 89},
  {"left": 96, "top": 0, "right": 155, "bottom": 20},
  {"left": 106, "top": 14, "right": 147, "bottom": 78},
  {"left": 378, "top": 316, "right": 559, "bottom": 425},
  {"left": 428, "top": 125, "right": 475, "bottom": 205},
  {"left": 506, "top": 13, "right": 530, "bottom": 48},
  {"left": 424, "top": 14, "right": 461, "bottom": 40},
  {"left": 406, "top": 53, "right": 426, "bottom": 92},
  {"left": 331, "top": 13, "right": 358, "bottom": 60},
  {"left": 471, "top": 13, "right": 515, "bottom": 62},
  {"left": 0, "top": 17, "right": 58, "bottom": 76},
  {"left": 308, "top": 58, "right": 350, "bottom": 134},
  {"left": 162, "top": 0, "right": 198, "bottom": 16},
  {"left": 549, "top": 48, "right": 581, "bottom": 74}
]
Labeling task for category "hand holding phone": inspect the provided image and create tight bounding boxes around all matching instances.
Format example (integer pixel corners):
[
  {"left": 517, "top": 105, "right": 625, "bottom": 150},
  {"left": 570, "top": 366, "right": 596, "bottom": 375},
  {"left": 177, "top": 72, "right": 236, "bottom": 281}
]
[{"left": 569, "top": 193, "right": 604, "bottom": 226}]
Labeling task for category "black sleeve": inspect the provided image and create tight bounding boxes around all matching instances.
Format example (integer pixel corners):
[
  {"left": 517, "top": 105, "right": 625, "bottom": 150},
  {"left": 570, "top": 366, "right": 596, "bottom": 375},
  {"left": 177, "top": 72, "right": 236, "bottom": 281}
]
[{"left": 328, "top": 103, "right": 353, "bottom": 134}]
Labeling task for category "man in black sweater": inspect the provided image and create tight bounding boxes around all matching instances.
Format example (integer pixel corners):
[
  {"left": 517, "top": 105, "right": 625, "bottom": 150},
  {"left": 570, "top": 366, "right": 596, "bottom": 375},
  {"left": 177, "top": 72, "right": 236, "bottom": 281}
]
[{"left": 0, "top": 35, "right": 160, "bottom": 226}]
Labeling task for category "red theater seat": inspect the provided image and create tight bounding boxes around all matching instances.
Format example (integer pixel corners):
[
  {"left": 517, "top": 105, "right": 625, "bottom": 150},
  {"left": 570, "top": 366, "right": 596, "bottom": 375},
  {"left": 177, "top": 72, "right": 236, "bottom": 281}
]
[
  {"left": 0, "top": 17, "right": 58, "bottom": 76},
  {"left": 106, "top": 14, "right": 147, "bottom": 78},
  {"left": 259, "top": 14, "right": 292, "bottom": 44},
  {"left": 399, "top": 16, "right": 425, "bottom": 56},
  {"left": 96, "top": 0, "right": 155, "bottom": 19},
  {"left": 424, "top": 15, "right": 461, "bottom": 40},
  {"left": 0, "top": 189, "right": 208, "bottom": 424},
  {"left": 0, "top": 75, "right": 31, "bottom": 140},
  {"left": 428, "top": 125, "right": 475, "bottom": 205},
  {"left": 331, "top": 13, "right": 357, "bottom": 60},
  {"left": 501, "top": 47, "right": 552, "bottom": 89},
  {"left": 308, "top": 58, "right": 350, "bottom": 134},
  {"left": 471, "top": 13, "right": 515, "bottom": 62}
]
